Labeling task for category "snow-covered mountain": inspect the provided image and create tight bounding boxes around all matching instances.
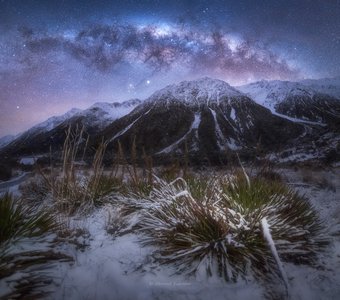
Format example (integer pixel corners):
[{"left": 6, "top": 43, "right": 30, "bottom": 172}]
[
  {"left": 0, "top": 107, "right": 82, "bottom": 151},
  {"left": 238, "top": 80, "right": 315, "bottom": 108},
  {"left": 1, "top": 78, "right": 339, "bottom": 164},
  {"left": 148, "top": 77, "right": 242, "bottom": 105},
  {"left": 0, "top": 108, "right": 82, "bottom": 150},
  {"left": 72, "top": 99, "right": 141, "bottom": 129},
  {"left": 238, "top": 79, "right": 340, "bottom": 128},
  {"left": 13, "top": 99, "right": 142, "bottom": 142},
  {"left": 101, "top": 78, "right": 305, "bottom": 163},
  {"left": 0, "top": 99, "right": 141, "bottom": 157},
  {"left": 32, "top": 108, "right": 82, "bottom": 133}
]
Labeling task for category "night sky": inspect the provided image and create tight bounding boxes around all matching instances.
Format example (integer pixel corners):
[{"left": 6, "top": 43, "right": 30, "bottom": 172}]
[{"left": 1, "top": 0, "right": 340, "bottom": 137}]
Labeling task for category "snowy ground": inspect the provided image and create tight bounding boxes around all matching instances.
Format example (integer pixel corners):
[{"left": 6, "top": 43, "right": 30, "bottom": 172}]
[
  {"left": 51, "top": 209, "right": 264, "bottom": 300},
  {"left": 281, "top": 167, "right": 340, "bottom": 300},
  {"left": 1, "top": 166, "right": 340, "bottom": 300}
]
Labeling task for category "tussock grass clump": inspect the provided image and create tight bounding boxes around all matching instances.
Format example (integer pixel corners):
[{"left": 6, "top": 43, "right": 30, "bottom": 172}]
[
  {"left": 87, "top": 174, "right": 122, "bottom": 201},
  {"left": 35, "top": 127, "right": 158, "bottom": 215},
  {"left": 221, "top": 174, "right": 327, "bottom": 263},
  {"left": 137, "top": 173, "right": 328, "bottom": 283},
  {"left": 39, "top": 126, "right": 122, "bottom": 214},
  {"left": 0, "top": 193, "right": 69, "bottom": 299},
  {"left": 0, "top": 192, "right": 56, "bottom": 248}
]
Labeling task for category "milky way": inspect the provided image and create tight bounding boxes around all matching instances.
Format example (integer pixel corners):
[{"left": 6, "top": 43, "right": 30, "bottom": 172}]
[{"left": 0, "top": 0, "right": 339, "bottom": 136}]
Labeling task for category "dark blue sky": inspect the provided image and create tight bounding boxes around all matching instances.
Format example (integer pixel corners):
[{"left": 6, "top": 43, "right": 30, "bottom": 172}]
[{"left": 1, "top": 0, "right": 339, "bottom": 136}]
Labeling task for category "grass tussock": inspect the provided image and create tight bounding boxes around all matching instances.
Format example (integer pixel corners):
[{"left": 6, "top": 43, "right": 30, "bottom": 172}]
[
  {"left": 0, "top": 192, "right": 56, "bottom": 249},
  {"left": 0, "top": 193, "right": 72, "bottom": 299},
  {"left": 136, "top": 172, "right": 328, "bottom": 283},
  {"left": 38, "top": 127, "right": 124, "bottom": 214},
  {"left": 44, "top": 129, "right": 158, "bottom": 214}
]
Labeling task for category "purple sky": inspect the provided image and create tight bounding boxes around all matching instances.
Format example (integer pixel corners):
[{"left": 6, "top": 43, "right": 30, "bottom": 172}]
[{"left": 0, "top": 0, "right": 339, "bottom": 136}]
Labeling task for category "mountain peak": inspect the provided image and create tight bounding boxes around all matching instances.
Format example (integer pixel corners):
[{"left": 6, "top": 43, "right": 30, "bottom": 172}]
[{"left": 148, "top": 77, "right": 243, "bottom": 105}]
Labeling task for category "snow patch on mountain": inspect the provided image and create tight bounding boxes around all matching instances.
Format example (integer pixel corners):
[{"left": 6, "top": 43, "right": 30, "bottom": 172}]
[
  {"left": 82, "top": 100, "right": 141, "bottom": 129},
  {"left": 157, "top": 113, "right": 201, "bottom": 154},
  {"left": 270, "top": 111, "right": 326, "bottom": 126},
  {"left": 209, "top": 108, "right": 225, "bottom": 149},
  {"left": 110, "top": 106, "right": 151, "bottom": 142},
  {"left": 230, "top": 108, "right": 236, "bottom": 120},
  {"left": 227, "top": 138, "right": 241, "bottom": 151}
]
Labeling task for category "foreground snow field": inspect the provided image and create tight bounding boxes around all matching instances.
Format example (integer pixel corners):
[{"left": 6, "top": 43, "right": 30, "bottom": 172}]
[{"left": 1, "top": 167, "right": 340, "bottom": 300}]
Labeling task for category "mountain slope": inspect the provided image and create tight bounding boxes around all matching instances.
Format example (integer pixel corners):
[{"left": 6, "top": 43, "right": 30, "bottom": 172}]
[
  {"left": 1, "top": 108, "right": 82, "bottom": 155},
  {"left": 101, "top": 78, "right": 304, "bottom": 163},
  {"left": 0, "top": 99, "right": 141, "bottom": 157},
  {"left": 238, "top": 80, "right": 340, "bottom": 130},
  {"left": 72, "top": 99, "right": 141, "bottom": 130},
  {"left": 1, "top": 78, "right": 338, "bottom": 165}
]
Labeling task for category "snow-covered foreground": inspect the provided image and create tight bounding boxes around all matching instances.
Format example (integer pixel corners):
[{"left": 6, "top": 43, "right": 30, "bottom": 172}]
[
  {"left": 275, "top": 167, "right": 340, "bottom": 300},
  {"left": 53, "top": 209, "right": 263, "bottom": 300},
  {"left": 1, "top": 167, "right": 340, "bottom": 300}
]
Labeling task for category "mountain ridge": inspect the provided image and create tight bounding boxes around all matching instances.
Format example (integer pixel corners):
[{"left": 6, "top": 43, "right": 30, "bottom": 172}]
[
  {"left": 1, "top": 77, "right": 339, "bottom": 164},
  {"left": 238, "top": 79, "right": 340, "bottom": 128}
]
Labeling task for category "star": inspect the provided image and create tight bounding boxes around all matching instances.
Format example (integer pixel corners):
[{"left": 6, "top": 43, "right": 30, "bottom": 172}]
[{"left": 128, "top": 83, "right": 135, "bottom": 93}]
